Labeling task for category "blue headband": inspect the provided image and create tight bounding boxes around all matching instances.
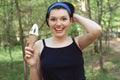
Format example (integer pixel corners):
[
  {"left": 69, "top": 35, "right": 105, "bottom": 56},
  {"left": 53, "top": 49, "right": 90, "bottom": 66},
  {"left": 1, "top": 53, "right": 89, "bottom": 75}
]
[{"left": 48, "top": 2, "right": 71, "bottom": 15}]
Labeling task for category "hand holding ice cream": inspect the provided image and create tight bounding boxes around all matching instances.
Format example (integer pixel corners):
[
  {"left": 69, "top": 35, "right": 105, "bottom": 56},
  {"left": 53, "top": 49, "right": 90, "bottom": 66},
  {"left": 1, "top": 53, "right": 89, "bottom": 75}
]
[{"left": 24, "top": 23, "right": 39, "bottom": 66}]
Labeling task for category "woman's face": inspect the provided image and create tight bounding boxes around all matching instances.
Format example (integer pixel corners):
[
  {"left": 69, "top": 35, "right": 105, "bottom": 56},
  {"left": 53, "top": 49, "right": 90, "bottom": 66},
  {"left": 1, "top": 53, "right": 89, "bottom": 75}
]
[{"left": 48, "top": 9, "right": 72, "bottom": 37}]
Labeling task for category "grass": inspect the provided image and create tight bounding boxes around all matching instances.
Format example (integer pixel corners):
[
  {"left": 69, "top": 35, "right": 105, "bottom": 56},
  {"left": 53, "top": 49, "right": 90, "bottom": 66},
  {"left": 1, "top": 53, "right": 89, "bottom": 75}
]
[
  {"left": 0, "top": 61, "right": 24, "bottom": 80},
  {"left": 0, "top": 45, "right": 120, "bottom": 80},
  {"left": 0, "top": 46, "right": 25, "bottom": 80}
]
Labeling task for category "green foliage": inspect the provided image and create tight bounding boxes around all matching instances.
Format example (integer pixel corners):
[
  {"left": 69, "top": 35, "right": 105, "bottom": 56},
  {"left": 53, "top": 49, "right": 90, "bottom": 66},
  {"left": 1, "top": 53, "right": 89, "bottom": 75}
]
[
  {"left": 0, "top": 46, "right": 24, "bottom": 80},
  {"left": 68, "top": 23, "right": 79, "bottom": 37},
  {"left": 0, "top": 61, "right": 24, "bottom": 80},
  {"left": 0, "top": 46, "right": 22, "bottom": 62},
  {"left": 94, "top": 70, "right": 117, "bottom": 80},
  {"left": 1, "top": 26, "right": 19, "bottom": 46}
]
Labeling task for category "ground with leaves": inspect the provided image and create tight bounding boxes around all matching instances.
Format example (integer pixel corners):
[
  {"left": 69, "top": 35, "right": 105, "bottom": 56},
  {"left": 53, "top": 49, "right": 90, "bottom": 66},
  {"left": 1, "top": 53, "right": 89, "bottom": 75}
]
[
  {"left": 109, "top": 38, "right": 120, "bottom": 53},
  {"left": 108, "top": 38, "right": 120, "bottom": 79}
]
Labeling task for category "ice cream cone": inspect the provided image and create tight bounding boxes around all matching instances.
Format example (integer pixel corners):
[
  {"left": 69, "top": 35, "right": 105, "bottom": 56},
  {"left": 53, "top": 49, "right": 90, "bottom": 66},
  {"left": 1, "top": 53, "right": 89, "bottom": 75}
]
[
  {"left": 28, "top": 34, "right": 38, "bottom": 47},
  {"left": 28, "top": 24, "right": 39, "bottom": 48}
]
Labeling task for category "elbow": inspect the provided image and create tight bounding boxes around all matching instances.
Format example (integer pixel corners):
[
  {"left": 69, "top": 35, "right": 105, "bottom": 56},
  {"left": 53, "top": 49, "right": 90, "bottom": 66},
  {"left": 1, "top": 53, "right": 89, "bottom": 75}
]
[
  {"left": 90, "top": 25, "right": 102, "bottom": 38},
  {"left": 95, "top": 26, "right": 102, "bottom": 38}
]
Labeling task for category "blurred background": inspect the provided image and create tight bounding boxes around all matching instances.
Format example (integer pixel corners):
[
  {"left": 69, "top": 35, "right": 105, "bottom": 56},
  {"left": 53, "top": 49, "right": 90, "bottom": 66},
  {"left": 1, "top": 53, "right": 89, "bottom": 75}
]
[{"left": 0, "top": 0, "right": 120, "bottom": 80}]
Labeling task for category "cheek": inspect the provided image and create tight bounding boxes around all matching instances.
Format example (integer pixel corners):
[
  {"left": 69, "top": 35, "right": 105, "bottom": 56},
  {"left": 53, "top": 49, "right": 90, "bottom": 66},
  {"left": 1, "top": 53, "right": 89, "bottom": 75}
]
[
  {"left": 65, "top": 21, "right": 71, "bottom": 27},
  {"left": 48, "top": 19, "right": 54, "bottom": 26},
  {"left": 48, "top": 22, "right": 54, "bottom": 28}
]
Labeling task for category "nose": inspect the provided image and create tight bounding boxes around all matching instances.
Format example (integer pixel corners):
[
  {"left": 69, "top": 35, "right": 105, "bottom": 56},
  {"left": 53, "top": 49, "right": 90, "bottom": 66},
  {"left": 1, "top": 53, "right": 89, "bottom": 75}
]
[{"left": 56, "top": 20, "right": 62, "bottom": 25}]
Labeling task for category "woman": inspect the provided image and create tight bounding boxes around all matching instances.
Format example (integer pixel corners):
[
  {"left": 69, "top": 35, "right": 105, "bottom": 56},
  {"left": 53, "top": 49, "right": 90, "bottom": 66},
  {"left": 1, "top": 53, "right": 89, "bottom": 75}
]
[{"left": 25, "top": 2, "right": 102, "bottom": 80}]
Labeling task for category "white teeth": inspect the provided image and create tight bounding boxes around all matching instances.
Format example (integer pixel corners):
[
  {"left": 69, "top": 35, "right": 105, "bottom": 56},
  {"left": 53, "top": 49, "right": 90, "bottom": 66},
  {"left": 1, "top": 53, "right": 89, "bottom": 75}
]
[{"left": 55, "top": 28, "right": 63, "bottom": 31}]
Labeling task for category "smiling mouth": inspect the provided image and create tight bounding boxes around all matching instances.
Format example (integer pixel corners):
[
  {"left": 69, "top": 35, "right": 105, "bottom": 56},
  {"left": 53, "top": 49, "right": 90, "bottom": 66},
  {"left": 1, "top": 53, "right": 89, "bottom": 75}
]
[{"left": 54, "top": 27, "right": 64, "bottom": 33}]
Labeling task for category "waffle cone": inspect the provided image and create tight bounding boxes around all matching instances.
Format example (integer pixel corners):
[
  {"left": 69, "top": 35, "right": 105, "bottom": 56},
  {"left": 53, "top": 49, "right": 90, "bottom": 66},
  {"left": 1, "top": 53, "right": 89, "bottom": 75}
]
[{"left": 28, "top": 34, "right": 38, "bottom": 47}]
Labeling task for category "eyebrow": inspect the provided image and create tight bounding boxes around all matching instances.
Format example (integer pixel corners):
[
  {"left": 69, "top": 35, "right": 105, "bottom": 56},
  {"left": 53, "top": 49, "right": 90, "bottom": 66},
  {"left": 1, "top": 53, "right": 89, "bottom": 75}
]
[{"left": 49, "top": 15, "right": 69, "bottom": 18}]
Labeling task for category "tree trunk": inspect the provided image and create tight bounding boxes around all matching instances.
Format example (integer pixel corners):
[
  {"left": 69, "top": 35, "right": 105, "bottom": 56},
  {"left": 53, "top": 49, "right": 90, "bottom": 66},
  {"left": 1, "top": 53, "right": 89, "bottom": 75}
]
[
  {"left": 5, "top": 0, "right": 13, "bottom": 68},
  {"left": 87, "top": 0, "right": 95, "bottom": 79},
  {"left": 96, "top": 0, "right": 104, "bottom": 71},
  {"left": 107, "top": 0, "right": 113, "bottom": 51},
  {"left": 15, "top": 0, "right": 28, "bottom": 80},
  {"left": 87, "top": 0, "right": 91, "bottom": 19}
]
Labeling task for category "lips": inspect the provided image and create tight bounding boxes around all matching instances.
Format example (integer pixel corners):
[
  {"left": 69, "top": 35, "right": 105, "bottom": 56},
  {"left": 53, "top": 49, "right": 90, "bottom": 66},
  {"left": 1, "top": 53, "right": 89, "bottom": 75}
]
[{"left": 54, "top": 27, "right": 64, "bottom": 33}]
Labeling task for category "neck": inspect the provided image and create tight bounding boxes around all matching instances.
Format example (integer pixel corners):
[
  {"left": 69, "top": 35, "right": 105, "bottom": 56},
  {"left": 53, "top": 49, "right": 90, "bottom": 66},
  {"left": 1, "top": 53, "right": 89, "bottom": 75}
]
[{"left": 52, "top": 36, "right": 69, "bottom": 42}]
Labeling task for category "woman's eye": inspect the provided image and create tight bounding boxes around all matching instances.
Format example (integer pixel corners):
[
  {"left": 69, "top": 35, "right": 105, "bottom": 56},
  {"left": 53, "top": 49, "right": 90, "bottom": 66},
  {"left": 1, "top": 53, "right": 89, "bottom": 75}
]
[
  {"left": 62, "top": 18, "right": 67, "bottom": 21},
  {"left": 50, "top": 18, "right": 56, "bottom": 21}
]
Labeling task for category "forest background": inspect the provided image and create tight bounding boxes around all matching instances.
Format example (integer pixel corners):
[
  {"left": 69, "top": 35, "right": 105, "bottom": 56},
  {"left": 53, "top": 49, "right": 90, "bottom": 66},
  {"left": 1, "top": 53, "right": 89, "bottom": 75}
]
[{"left": 0, "top": 0, "right": 120, "bottom": 80}]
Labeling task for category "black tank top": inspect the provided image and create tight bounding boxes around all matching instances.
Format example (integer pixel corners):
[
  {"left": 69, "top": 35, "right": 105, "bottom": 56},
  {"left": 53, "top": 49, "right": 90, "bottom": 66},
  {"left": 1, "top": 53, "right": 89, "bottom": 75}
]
[{"left": 41, "top": 38, "right": 86, "bottom": 80}]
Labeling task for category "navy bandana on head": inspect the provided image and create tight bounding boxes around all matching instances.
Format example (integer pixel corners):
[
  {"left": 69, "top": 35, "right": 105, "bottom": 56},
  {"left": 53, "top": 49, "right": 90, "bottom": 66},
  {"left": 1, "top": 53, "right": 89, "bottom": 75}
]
[{"left": 48, "top": 2, "right": 71, "bottom": 15}]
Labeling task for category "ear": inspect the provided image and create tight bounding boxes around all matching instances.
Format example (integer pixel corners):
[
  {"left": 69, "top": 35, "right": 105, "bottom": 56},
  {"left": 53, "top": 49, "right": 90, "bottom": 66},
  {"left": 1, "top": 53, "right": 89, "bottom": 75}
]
[{"left": 70, "top": 17, "right": 74, "bottom": 23}]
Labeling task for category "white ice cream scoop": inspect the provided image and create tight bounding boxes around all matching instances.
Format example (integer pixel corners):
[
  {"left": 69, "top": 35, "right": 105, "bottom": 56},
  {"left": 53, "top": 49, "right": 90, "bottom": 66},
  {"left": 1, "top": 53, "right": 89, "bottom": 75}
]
[
  {"left": 29, "top": 23, "right": 39, "bottom": 36},
  {"left": 28, "top": 23, "right": 39, "bottom": 47}
]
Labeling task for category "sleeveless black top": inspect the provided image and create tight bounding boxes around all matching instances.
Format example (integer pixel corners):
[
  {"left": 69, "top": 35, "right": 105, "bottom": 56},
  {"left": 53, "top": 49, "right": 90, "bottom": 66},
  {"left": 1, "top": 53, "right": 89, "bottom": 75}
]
[{"left": 41, "top": 38, "right": 86, "bottom": 80}]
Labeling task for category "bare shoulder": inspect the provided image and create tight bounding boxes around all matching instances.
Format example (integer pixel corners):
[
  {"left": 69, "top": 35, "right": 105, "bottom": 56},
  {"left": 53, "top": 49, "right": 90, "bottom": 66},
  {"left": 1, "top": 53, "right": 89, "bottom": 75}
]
[
  {"left": 75, "top": 33, "right": 100, "bottom": 50},
  {"left": 33, "top": 39, "right": 44, "bottom": 56},
  {"left": 74, "top": 37, "right": 82, "bottom": 49}
]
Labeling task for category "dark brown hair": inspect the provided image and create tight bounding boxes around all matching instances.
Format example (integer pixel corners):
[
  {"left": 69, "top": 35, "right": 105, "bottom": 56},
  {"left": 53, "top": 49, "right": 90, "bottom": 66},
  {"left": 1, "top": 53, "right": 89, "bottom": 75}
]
[{"left": 45, "top": 2, "right": 75, "bottom": 26}]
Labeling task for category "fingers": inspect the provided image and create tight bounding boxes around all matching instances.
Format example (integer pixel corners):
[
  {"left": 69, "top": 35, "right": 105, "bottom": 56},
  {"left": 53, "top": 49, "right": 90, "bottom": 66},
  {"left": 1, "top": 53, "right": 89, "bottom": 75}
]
[
  {"left": 73, "top": 14, "right": 79, "bottom": 22},
  {"left": 25, "top": 47, "right": 34, "bottom": 52},
  {"left": 25, "top": 50, "right": 33, "bottom": 58},
  {"left": 26, "top": 40, "right": 29, "bottom": 46},
  {"left": 24, "top": 47, "right": 34, "bottom": 59}
]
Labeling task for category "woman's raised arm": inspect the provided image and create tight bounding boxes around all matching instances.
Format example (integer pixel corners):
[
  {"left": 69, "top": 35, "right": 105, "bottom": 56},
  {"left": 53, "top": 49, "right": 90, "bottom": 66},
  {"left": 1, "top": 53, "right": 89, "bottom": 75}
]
[{"left": 73, "top": 14, "right": 102, "bottom": 50}]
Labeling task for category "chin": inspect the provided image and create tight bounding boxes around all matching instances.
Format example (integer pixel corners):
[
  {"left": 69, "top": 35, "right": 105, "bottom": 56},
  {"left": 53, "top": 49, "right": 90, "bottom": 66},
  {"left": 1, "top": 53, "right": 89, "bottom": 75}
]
[{"left": 54, "top": 33, "right": 66, "bottom": 38}]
